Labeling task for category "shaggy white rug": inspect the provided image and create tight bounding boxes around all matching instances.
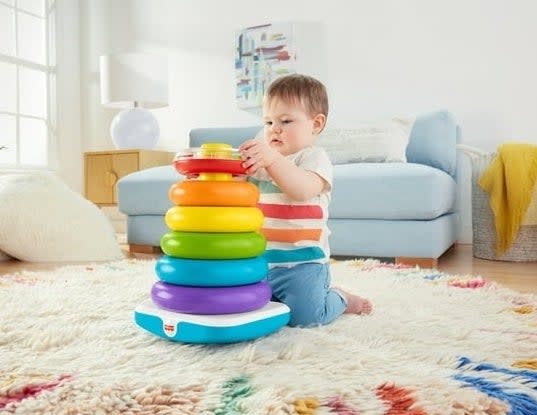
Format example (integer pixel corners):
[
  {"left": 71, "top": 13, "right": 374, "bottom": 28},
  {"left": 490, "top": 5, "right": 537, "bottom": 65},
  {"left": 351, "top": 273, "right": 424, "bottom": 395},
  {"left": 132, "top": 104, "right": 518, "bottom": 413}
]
[
  {"left": 0, "top": 172, "right": 123, "bottom": 262},
  {"left": 1, "top": 259, "right": 536, "bottom": 414}
]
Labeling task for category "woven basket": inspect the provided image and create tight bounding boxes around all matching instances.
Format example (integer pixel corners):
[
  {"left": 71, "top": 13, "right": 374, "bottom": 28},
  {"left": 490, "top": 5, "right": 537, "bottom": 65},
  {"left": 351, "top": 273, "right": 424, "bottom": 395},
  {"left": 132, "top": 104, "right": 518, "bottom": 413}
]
[{"left": 471, "top": 152, "right": 537, "bottom": 262}]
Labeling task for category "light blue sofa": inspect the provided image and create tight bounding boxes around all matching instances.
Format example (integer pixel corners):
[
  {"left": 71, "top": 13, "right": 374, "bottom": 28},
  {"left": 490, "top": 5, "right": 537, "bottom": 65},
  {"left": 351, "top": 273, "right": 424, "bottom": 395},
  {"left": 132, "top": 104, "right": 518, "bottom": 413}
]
[{"left": 118, "top": 110, "right": 460, "bottom": 267}]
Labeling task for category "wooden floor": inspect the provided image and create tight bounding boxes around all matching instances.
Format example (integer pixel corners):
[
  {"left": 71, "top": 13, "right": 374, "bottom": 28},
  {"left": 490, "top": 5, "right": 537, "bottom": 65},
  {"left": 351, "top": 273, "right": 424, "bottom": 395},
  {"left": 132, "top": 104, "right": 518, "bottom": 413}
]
[
  {"left": 1, "top": 244, "right": 535, "bottom": 294},
  {"left": 437, "top": 244, "right": 536, "bottom": 294}
]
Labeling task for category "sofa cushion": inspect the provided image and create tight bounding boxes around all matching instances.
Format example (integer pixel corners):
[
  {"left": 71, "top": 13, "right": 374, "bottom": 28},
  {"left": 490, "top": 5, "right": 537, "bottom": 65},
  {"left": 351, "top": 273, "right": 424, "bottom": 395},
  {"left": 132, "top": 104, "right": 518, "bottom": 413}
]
[
  {"left": 406, "top": 110, "right": 458, "bottom": 177},
  {"left": 330, "top": 163, "right": 456, "bottom": 220},
  {"left": 318, "top": 117, "right": 414, "bottom": 164},
  {"left": 186, "top": 111, "right": 459, "bottom": 175},
  {"left": 119, "top": 162, "right": 456, "bottom": 222}
]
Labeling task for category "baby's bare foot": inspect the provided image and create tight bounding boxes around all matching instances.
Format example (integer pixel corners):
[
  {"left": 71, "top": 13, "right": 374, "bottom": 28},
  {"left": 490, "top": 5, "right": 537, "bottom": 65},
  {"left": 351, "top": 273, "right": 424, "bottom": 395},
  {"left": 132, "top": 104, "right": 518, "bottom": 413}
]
[{"left": 335, "top": 287, "right": 373, "bottom": 315}]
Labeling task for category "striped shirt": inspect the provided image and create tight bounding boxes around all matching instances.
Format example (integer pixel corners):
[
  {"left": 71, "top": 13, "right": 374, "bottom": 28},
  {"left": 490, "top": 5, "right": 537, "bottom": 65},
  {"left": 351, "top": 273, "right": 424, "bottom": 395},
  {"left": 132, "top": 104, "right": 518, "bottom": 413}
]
[{"left": 248, "top": 146, "right": 333, "bottom": 268}]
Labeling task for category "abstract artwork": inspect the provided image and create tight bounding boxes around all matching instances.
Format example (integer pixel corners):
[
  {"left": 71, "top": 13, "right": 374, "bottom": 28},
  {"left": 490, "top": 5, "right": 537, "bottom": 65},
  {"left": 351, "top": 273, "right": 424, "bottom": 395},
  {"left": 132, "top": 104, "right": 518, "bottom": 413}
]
[{"left": 235, "top": 23, "right": 296, "bottom": 110}]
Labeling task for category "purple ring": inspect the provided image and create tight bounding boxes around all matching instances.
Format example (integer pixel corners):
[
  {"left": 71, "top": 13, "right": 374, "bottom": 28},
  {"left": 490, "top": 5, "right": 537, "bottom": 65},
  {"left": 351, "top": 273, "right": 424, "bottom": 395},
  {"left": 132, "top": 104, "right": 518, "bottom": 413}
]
[{"left": 150, "top": 281, "right": 271, "bottom": 315}]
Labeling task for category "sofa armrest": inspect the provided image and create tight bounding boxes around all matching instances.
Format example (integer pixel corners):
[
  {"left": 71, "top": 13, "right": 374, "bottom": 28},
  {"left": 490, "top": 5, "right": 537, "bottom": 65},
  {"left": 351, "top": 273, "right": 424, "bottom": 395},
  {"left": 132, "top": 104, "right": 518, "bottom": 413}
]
[{"left": 406, "top": 110, "right": 459, "bottom": 177}]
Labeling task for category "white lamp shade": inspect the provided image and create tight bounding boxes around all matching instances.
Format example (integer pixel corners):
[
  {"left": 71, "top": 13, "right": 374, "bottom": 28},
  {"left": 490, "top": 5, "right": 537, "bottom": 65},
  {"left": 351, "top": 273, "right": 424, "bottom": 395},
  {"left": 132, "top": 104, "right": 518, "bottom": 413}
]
[{"left": 100, "top": 53, "right": 169, "bottom": 109}]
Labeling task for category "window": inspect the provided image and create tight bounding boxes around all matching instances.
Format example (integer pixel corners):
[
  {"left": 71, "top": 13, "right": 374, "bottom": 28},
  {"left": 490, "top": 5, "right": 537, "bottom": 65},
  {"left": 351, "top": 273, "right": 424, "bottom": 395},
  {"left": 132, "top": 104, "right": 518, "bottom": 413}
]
[{"left": 0, "top": 0, "right": 55, "bottom": 168}]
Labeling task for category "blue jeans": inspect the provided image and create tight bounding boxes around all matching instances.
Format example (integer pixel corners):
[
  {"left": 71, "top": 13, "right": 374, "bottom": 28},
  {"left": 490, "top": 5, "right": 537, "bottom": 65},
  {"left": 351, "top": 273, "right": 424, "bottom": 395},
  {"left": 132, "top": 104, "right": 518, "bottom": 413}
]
[{"left": 267, "top": 262, "right": 347, "bottom": 327}]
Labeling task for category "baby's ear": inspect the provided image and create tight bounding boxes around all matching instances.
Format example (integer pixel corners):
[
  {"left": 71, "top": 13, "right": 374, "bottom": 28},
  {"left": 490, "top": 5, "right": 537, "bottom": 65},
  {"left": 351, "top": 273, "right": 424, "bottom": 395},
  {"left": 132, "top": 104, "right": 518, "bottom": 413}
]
[{"left": 312, "top": 114, "right": 326, "bottom": 134}]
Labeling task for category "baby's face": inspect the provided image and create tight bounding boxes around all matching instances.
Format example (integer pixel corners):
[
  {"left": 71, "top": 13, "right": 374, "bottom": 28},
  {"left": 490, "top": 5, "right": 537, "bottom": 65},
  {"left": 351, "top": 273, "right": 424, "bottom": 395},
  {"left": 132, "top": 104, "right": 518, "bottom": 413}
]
[{"left": 262, "top": 98, "right": 321, "bottom": 156}]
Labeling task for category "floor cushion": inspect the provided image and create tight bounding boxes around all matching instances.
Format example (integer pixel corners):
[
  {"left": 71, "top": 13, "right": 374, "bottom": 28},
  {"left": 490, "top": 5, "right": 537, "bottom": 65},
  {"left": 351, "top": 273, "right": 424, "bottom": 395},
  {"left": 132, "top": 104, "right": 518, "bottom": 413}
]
[
  {"left": 0, "top": 249, "right": 12, "bottom": 261},
  {"left": 0, "top": 171, "right": 123, "bottom": 262}
]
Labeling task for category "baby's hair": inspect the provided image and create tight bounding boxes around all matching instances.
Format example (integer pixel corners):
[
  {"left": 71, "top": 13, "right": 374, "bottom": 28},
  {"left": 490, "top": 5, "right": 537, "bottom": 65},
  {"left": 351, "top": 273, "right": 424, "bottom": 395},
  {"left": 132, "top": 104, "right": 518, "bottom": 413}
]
[{"left": 264, "top": 74, "right": 329, "bottom": 119}]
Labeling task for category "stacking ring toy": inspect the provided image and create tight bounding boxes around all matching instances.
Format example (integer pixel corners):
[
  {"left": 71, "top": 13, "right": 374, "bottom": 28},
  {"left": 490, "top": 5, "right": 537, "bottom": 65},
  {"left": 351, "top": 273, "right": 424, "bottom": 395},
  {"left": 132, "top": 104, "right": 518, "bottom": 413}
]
[
  {"left": 199, "top": 143, "right": 235, "bottom": 158},
  {"left": 173, "top": 144, "right": 247, "bottom": 177},
  {"left": 165, "top": 206, "right": 263, "bottom": 232},
  {"left": 134, "top": 300, "right": 291, "bottom": 344},
  {"left": 174, "top": 159, "right": 246, "bottom": 177},
  {"left": 168, "top": 181, "right": 259, "bottom": 207},
  {"left": 155, "top": 255, "right": 268, "bottom": 287},
  {"left": 151, "top": 281, "right": 272, "bottom": 314},
  {"left": 161, "top": 231, "right": 266, "bottom": 259}
]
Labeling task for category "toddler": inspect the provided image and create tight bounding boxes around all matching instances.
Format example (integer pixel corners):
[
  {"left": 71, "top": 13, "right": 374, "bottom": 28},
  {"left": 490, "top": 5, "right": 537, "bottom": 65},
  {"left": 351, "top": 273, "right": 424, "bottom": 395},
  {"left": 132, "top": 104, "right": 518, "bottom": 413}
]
[{"left": 239, "top": 74, "right": 372, "bottom": 326}]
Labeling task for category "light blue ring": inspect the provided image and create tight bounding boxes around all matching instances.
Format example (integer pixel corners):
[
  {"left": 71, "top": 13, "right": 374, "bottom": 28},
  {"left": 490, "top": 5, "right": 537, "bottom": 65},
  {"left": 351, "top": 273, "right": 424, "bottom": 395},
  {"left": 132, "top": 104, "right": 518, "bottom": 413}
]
[{"left": 155, "top": 255, "right": 268, "bottom": 287}]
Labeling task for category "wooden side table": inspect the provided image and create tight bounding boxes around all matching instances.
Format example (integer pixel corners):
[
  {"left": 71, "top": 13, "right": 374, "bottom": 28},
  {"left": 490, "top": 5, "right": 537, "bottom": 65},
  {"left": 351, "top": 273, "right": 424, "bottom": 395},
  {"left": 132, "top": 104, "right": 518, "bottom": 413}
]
[{"left": 84, "top": 149, "right": 175, "bottom": 206}]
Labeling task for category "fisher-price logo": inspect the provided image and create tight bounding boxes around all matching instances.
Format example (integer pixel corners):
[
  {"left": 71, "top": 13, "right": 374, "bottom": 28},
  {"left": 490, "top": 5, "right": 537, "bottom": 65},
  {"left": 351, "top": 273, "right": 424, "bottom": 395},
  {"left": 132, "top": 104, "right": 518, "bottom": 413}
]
[{"left": 163, "top": 320, "right": 177, "bottom": 337}]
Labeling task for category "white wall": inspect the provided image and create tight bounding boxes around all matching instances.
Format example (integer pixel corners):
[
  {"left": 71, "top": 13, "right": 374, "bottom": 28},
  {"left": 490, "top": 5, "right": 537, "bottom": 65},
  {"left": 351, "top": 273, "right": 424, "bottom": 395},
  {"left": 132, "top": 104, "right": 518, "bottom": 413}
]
[
  {"left": 52, "top": 0, "right": 82, "bottom": 191},
  {"left": 70, "top": 0, "right": 537, "bottom": 242},
  {"left": 80, "top": 0, "right": 537, "bottom": 152}
]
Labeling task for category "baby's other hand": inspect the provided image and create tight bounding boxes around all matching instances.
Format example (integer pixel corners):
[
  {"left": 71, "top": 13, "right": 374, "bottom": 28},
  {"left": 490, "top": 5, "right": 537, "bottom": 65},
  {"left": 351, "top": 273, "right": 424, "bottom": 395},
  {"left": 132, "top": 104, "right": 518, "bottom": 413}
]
[{"left": 239, "top": 139, "right": 279, "bottom": 174}]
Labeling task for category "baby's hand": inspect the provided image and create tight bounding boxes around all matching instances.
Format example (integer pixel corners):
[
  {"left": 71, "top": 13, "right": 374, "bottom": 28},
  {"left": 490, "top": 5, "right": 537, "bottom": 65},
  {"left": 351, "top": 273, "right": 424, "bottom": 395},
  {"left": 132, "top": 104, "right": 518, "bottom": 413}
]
[{"left": 239, "top": 139, "right": 280, "bottom": 174}]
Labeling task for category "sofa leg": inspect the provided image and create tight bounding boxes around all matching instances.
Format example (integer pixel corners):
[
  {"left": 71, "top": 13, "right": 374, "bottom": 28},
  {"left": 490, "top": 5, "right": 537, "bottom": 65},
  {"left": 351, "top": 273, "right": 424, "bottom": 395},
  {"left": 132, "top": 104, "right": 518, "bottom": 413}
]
[
  {"left": 129, "top": 244, "right": 161, "bottom": 254},
  {"left": 395, "top": 257, "right": 438, "bottom": 269}
]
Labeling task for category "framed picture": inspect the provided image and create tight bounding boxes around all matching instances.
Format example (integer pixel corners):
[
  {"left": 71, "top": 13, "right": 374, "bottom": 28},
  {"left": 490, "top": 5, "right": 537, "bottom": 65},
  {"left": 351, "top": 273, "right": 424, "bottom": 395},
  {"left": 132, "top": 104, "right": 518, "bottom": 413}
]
[{"left": 235, "top": 23, "right": 296, "bottom": 110}]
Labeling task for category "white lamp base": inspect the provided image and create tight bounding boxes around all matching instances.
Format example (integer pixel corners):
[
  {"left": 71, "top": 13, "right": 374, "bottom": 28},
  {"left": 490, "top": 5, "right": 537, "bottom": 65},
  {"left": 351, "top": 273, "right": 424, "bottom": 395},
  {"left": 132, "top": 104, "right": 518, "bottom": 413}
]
[{"left": 110, "top": 107, "right": 160, "bottom": 149}]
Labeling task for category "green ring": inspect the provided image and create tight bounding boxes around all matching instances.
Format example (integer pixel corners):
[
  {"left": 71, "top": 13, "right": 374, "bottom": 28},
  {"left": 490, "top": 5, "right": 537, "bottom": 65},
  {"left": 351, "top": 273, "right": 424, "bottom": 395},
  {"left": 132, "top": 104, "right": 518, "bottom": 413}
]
[{"left": 161, "top": 231, "right": 266, "bottom": 259}]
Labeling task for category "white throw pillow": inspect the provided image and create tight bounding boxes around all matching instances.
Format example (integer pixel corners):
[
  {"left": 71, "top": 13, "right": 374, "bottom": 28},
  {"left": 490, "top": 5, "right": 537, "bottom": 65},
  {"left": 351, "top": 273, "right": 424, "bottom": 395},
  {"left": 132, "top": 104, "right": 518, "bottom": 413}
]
[
  {"left": 0, "top": 171, "right": 124, "bottom": 262},
  {"left": 318, "top": 117, "right": 415, "bottom": 164}
]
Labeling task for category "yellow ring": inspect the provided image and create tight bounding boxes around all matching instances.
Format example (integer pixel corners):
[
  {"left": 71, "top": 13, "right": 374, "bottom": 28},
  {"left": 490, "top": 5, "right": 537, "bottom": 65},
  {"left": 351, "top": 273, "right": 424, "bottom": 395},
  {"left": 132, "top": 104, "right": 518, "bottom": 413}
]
[
  {"left": 200, "top": 143, "right": 235, "bottom": 159},
  {"left": 165, "top": 206, "right": 264, "bottom": 232}
]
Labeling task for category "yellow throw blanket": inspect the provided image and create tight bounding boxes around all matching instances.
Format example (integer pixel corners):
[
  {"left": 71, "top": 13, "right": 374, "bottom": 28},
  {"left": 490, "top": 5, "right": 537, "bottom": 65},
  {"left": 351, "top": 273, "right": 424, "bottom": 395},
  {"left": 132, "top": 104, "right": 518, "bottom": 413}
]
[{"left": 478, "top": 142, "right": 537, "bottom": 255}]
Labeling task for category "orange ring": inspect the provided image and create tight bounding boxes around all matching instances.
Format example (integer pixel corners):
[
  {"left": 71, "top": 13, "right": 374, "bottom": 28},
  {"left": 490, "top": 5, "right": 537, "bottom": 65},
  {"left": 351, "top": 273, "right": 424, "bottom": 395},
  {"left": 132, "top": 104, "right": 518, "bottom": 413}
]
[{"left": 169, "top": 180, "right": 259, "bottom": 207}]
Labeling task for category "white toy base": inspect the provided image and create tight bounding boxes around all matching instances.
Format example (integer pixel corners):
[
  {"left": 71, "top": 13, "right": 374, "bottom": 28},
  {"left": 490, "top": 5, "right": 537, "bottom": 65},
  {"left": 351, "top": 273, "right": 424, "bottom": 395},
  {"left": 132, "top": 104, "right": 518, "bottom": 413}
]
[{"left": 134, "top": 300, "right": 290, "bottom": 344}]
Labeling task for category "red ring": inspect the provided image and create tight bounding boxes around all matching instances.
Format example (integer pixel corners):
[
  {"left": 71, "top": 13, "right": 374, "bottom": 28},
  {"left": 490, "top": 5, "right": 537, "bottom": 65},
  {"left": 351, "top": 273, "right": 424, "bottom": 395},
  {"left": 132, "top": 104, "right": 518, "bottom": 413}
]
[{"left": 174, "top": 159, "right": 247, "bottom": 176}]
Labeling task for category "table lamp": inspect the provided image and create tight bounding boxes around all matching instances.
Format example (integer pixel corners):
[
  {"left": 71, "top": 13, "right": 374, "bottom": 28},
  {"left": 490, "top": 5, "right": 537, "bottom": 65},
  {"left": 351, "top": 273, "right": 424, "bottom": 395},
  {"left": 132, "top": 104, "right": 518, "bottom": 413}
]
[{"left": 99, "top": 53, "right": 169, "bottom": 149}]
